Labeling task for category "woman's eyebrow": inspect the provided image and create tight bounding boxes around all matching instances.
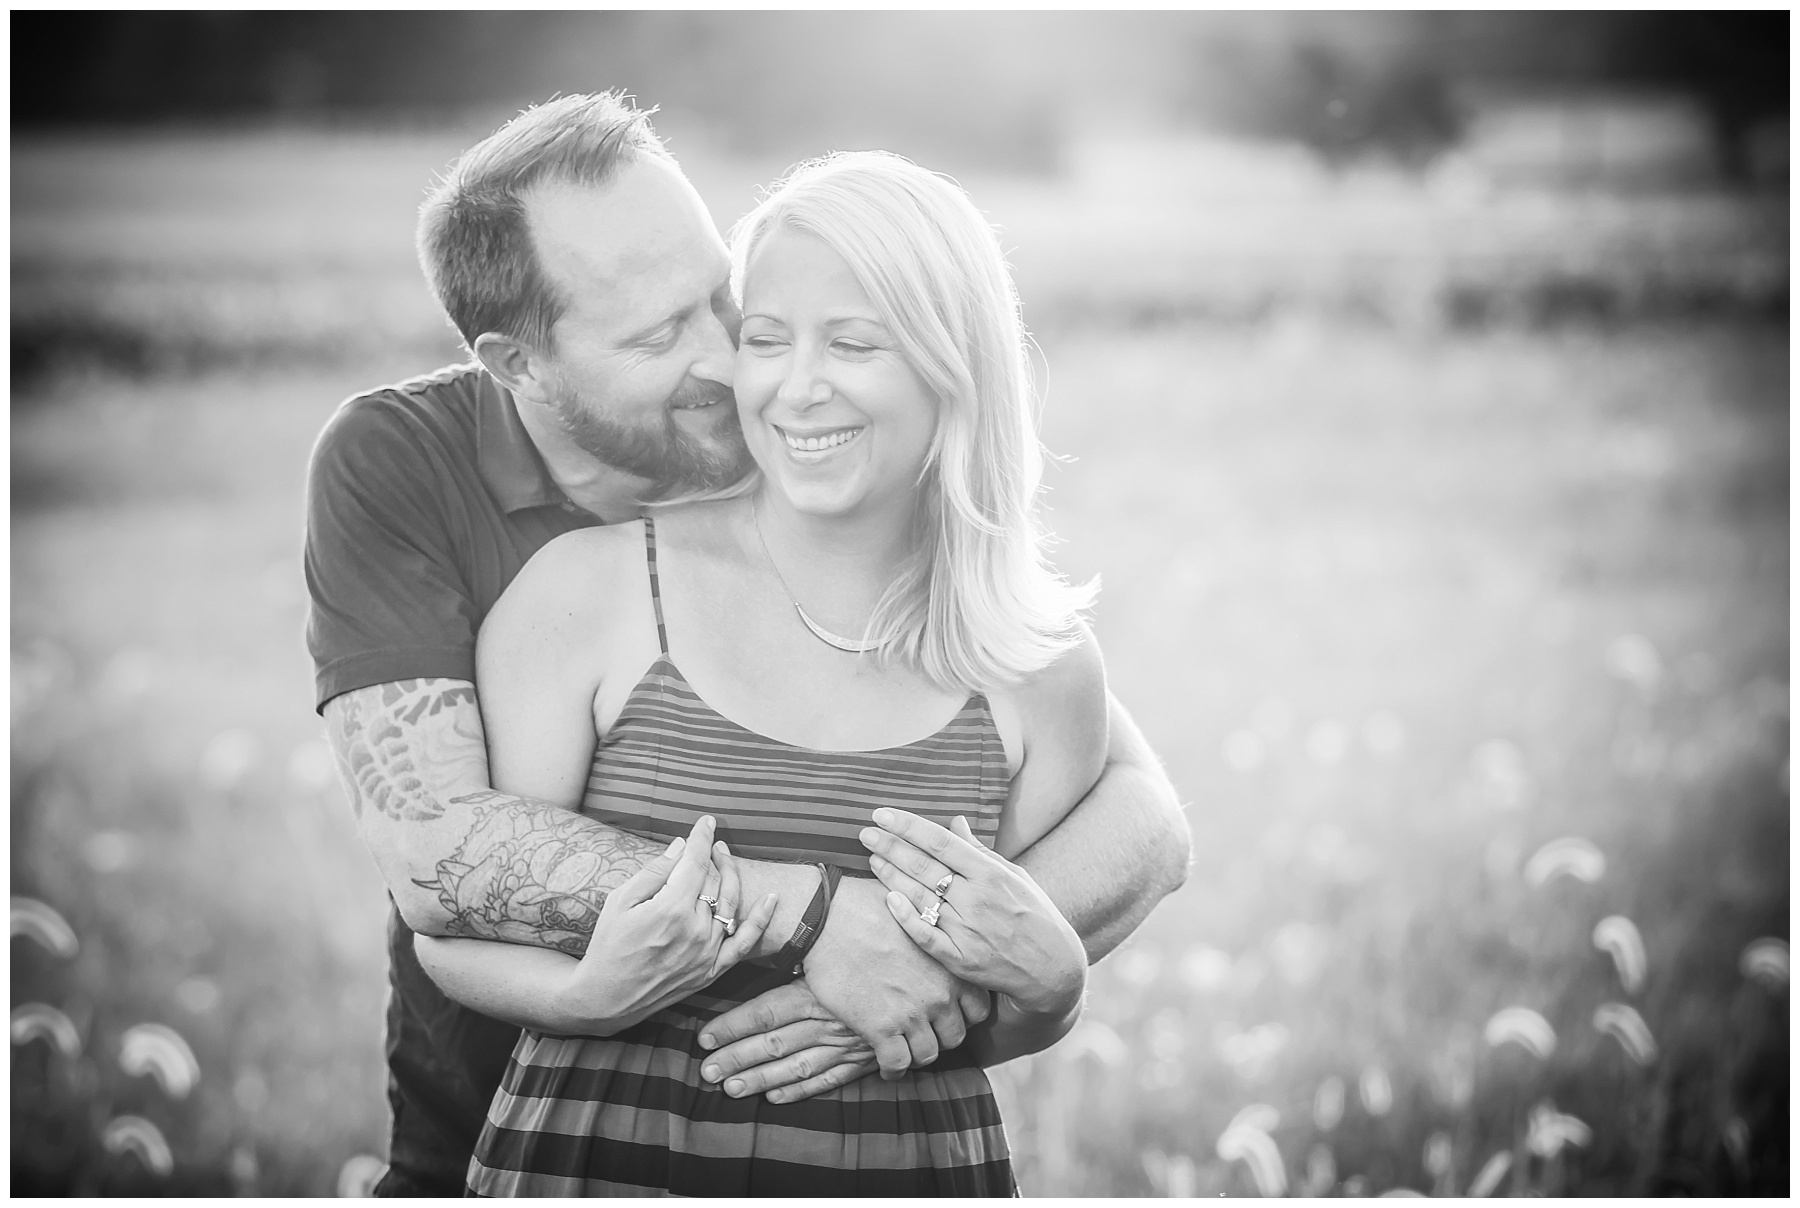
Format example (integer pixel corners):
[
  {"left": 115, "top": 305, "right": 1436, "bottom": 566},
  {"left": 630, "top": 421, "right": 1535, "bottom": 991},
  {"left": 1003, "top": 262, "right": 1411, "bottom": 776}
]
[{"left": 738, "top": 312, "right": 884, "bottom": 328}]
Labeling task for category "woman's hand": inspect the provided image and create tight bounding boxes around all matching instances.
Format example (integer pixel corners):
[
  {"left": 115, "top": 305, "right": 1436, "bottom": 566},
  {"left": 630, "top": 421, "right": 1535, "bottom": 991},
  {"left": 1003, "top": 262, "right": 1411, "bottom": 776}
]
[
  {"left": 860, "top": 808, "right": 1086, "bottom": 1017},
  {"left": 554, "top": 815, "right": 777, "bottom": 1034}
]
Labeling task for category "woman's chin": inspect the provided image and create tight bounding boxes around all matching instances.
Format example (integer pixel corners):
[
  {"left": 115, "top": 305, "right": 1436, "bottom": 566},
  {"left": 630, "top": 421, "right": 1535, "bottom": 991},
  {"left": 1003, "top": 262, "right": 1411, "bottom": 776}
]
[{"left": 754, "top": 472, "right": 877, "bottom": 520}]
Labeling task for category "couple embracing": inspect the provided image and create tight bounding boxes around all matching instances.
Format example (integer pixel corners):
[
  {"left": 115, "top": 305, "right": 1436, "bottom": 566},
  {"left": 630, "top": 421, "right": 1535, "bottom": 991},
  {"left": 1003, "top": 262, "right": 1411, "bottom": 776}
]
[{"left": 306, "top": 92, "right": 1189, "bottom": 1197}]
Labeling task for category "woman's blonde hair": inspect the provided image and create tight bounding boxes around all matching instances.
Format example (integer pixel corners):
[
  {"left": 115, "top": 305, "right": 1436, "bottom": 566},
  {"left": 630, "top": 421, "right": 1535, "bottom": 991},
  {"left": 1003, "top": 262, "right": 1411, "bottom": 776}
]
[{"left": 723, "top": 150, "right": 1095, "bottom": 691}]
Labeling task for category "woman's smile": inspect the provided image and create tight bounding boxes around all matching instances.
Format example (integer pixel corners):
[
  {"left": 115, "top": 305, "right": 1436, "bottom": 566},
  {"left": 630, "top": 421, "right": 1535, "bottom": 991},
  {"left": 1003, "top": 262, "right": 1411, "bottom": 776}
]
[{"left": 777, "top": 424, "right": 865, "bottom": 455}]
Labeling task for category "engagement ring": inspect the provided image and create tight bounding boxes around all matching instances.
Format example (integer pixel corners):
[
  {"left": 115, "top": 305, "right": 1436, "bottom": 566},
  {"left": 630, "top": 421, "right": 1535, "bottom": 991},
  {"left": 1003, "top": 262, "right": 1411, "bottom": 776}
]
[
  {"left": 920, "top": 900, "right": 941, "bottom": 928},
  {"left": 712, "top": 913, "right": 737, "bottom": 935}
]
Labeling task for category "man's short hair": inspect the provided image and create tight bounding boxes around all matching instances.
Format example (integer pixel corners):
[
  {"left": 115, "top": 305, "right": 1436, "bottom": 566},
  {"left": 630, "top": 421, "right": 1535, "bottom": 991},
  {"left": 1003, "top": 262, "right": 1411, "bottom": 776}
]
[{"left": 417, "top": 92, "right": 675, "bottom": 353}]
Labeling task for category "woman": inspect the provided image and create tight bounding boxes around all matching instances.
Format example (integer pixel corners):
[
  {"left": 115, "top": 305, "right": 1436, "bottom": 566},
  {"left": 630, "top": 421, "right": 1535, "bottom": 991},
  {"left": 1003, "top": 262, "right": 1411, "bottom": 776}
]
[{"left": 417, "top": 151, "right": 1109, "bottom": 1195}]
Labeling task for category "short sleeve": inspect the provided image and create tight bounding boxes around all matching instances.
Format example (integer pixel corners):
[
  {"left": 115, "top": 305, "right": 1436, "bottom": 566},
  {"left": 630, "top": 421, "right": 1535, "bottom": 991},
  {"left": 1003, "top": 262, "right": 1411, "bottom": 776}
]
[{"left": 304, "top": 395, "right": 479, "bottom": 711}]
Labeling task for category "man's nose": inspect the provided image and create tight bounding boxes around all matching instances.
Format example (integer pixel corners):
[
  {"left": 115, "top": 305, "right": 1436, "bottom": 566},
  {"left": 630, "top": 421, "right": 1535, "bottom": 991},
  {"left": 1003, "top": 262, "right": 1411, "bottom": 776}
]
[{"left": 690, "top": 310, "right": 738, "bottom": 387}]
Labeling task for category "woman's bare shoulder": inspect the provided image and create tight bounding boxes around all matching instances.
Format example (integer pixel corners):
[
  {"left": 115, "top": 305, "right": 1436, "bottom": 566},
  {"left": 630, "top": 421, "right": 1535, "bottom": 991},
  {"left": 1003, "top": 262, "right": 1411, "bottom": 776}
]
[
  {"left": 489, "top": 520, "right": 649, "bottom": 634},
  {"left": 997, "top": 623, "right": 1108, "bottom": 731}
]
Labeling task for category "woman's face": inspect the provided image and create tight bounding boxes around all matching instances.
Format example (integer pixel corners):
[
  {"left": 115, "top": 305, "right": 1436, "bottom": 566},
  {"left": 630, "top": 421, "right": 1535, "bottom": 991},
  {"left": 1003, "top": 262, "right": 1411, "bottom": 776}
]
[{"left": 734, "top": 226, "right": 939, "bottom": 522}]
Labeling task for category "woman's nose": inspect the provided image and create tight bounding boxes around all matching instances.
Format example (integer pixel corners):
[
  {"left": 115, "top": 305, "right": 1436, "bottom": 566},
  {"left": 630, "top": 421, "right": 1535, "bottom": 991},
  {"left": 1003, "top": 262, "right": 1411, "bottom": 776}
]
[{"left": 776, "top": 350, "right": 832, "bottom": 409}]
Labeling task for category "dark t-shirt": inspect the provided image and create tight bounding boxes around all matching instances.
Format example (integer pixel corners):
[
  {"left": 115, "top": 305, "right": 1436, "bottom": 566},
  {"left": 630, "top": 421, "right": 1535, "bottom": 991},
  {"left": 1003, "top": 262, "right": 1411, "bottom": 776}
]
[{"left": 304, "top": 363, "right": 601, "bottom": 1195}]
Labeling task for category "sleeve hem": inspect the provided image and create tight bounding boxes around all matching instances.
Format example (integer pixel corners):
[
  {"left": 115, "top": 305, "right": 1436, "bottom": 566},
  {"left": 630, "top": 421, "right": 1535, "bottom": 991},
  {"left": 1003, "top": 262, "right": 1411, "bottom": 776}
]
[{"left": 315, "top": 646, "right": 479, "bottom": 714}]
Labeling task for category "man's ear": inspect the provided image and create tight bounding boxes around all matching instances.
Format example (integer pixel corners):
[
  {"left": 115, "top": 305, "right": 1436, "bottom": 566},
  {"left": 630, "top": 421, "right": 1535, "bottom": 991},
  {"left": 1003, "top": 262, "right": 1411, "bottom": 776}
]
[{"left": 473, "top": 332, "right": 554, "bottom": 405}]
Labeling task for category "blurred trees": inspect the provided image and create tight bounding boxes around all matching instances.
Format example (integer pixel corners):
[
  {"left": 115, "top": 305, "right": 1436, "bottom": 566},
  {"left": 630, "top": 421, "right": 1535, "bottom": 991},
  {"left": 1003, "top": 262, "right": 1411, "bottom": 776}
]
[{"left": 13, "top": 12, "right": 1786, "bottom": 176}]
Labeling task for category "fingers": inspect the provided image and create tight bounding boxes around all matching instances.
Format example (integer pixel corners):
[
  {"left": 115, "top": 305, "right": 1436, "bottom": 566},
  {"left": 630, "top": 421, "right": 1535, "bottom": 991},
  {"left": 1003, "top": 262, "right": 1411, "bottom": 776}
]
[
  {"left": 699, "top": 1015, "right": 873, "bottom": 1101},
  {"left": 767, "top": 1058, "right": 878, "bottom": 1105},
  {"left": 714, "top": 892, "right": 777, "bottom": 971},
  {"left": 930, "top": 1001, "right": 968, "bottom": 1052},
  {"left": 698, "top": 862, "right": 723, "bottom": 921},
  {"left": 873, "top": 1034, "right": 912, "bottom": 1080},
  {"left": 883, "top": 890, "right": 964, "bottom": 968},
  {"left": 862, "top": 807, "right": 987, "bottom": 879},
  {"left": 701, "top": 1018, "right": 844, "bottom": 1083},
  {"left": 867, "top": 852, "right": 945, "bottom": 916},
  {"left": 654, "top": 815, "right": 718, "bottom": 905},
  {"left": 950, "top": 814, "right": 994, "bottom": 853},
  {"left": 697, "top": 983, "right": 822, "bottom": 1052},
  {"left": 860, "top": 827, "right": 953, "bottom": 894},
  {"left": 712, "top": 842, "right": 742, "bottom": 931},
  {"left": 607, "top": 835, "right": 686, "bottom": 911},
  {"left": 711, "top": 1047, "right": 875, "bottom": 1102},
  {"left": 872, "top": 857, "right": 965, "bottom": 936},
  {"left": 902, "top": 1017, "right": 940, "bottom": 1072},
  {"left": 957, "top": 983, "right": 994, "bottom": 1027}
]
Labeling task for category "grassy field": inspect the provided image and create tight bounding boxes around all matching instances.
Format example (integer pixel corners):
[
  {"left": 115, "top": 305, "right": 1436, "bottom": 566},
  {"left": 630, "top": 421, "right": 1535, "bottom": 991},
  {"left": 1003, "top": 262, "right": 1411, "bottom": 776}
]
[{"left": 11, "top": 127, "right": 1788, "bottom": 1195}]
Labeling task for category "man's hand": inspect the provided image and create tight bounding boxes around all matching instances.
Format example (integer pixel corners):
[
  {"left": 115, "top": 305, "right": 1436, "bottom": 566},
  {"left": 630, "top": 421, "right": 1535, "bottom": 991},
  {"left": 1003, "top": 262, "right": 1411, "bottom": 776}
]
[
  {"left": 696, "top": 981, "right": 877, "bottom": 1104},
  {"left": 798, "top": 876, "right": 992, "bottom": 1079}
]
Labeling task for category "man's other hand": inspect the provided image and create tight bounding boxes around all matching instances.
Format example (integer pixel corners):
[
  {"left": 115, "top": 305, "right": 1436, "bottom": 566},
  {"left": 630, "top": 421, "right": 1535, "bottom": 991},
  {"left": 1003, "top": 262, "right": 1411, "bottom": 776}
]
[
  {"left": 793, "top": 876, "right": 991, "bottom": 1079},
  {"left": 696, "top": 981, "right": 877, "bottom": 1104}
]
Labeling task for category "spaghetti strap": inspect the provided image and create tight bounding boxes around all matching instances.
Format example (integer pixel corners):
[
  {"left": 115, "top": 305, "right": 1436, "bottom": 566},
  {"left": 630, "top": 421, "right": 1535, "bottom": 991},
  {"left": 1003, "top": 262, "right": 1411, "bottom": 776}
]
[{"left": 643, "top": 515, "right": 669, "bottom": 655}]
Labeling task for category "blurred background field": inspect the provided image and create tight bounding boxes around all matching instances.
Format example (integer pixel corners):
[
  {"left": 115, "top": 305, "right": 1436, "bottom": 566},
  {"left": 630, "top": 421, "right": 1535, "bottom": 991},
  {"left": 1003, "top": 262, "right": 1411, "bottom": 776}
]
[{"left": 10, "top": 11, "right": 1788, "bottom": 1197}]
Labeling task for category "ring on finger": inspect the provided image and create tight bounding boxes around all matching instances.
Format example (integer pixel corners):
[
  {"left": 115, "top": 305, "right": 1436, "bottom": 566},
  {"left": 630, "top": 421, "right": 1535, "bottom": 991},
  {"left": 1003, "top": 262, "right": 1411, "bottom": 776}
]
[
  {"left": 713, "top": 913, "right": 737, "bottom": 934},
  {"left": 932, "top": 873, "right": 954, "bottom": 900},
  {"left": 699, "top": 894, "right": 719, "bottom": 910},
  {"left": 920, "top": 899, "right": 941, "bottom": 928}
]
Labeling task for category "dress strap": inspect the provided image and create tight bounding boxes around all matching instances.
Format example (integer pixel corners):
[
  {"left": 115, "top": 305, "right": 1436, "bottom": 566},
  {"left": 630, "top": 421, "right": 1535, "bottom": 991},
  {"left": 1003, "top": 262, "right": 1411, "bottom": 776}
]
[{"left": 643, "top": 515, "right": 669, "bottom": 655}]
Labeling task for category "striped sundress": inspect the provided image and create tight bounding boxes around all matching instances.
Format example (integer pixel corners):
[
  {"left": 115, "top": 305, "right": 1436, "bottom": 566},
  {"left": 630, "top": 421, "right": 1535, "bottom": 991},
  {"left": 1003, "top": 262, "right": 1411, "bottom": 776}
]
[{"left": 466, "top": 516, "right": 1017, "bottom": 1196}]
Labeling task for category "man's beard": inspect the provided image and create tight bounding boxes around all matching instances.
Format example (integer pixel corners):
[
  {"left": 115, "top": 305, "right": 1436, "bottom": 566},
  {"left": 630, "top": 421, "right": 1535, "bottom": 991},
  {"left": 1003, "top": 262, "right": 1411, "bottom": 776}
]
[{"left": 552, "top": 377, "right": 753, "bottom": 500}]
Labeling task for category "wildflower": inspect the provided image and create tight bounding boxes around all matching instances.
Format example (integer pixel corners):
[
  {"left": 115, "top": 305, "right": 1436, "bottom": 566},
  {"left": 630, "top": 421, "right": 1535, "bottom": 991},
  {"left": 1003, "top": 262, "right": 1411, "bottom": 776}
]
[
  {"left": 1592, "top": 1002, "right": 1657, "bottom": 1064},
  {"left": 1523, "top": 837, "right": 1605, "bottom": 888},
  {"left": 1525, "top": 1101, "right": 1592, "bottom": 1158},
  {"left": 1484, "top": 1007, "right": 1555, "bottom": 1058},
  {"left": 102, "top": 1116, "right": 174, "bottom": 1177},
  {"left": 119, "top": 1022, "right": 200, "bottom": 1099},
  {"left": 10, "top": 896, "right": 78, "bottom": 958},
  {"left": 1592, "top": 916, "right": 1647, "bottom": 994},
  {"left": 11, "top": 1002, "right": 81, "bottom": 1059},
  {"left": 1217, "top": 1105, "right": 1286, "bottom": 1197},
  {"left": 1739, "top": 937, "right": 1789, "bottom": 992}
]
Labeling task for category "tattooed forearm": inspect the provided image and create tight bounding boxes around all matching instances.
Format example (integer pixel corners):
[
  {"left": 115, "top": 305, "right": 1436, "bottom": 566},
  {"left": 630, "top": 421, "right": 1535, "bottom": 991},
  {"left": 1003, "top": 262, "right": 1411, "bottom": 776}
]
[
  {"left": 327, "top": 678, "right": 487, "bottom": 822},
  {"left": 413, "top": 792, "right": 666, "bottom": 954},
  {"left": 326, "top": 677, "right": 669, "bottom": 950}
]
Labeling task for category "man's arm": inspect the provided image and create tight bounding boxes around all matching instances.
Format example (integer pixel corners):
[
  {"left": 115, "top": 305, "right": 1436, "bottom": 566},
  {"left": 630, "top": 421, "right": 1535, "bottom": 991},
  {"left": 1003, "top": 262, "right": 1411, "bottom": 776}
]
[
  {"left": 696, "top": 690, "right": 1188, "bottom": 1098},
  {"left": 324, "top": 677, "right": 814, "bottom": 951},
  {"left": 1012, "top": 689, "right": 1190, "bottom": 961}
]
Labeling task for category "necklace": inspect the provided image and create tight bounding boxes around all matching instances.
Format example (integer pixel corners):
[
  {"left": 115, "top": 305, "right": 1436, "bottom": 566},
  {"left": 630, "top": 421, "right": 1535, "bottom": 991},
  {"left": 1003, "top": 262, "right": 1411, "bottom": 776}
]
[{"left": 751, "top": 498, "right": 888, "bottom": 654}]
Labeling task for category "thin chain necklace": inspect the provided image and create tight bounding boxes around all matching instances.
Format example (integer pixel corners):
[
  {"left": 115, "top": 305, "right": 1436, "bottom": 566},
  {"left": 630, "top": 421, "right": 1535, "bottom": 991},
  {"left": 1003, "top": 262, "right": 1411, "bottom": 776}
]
[{"left": 751, "top": 497, "right": 888, "bottom": 654}]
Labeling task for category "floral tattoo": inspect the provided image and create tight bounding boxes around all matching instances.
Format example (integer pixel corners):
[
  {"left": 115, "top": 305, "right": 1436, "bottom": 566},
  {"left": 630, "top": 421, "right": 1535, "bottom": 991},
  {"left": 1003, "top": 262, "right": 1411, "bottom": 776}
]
[{"left": 414, "top": 792, "right": 662, "bottom": 954}]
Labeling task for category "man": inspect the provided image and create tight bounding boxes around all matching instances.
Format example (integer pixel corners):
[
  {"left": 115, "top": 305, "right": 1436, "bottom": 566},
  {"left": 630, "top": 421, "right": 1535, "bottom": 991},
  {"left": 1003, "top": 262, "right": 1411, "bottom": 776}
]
[{"left": 306, "top": 92, "right": 1189, "bottom": 1196}]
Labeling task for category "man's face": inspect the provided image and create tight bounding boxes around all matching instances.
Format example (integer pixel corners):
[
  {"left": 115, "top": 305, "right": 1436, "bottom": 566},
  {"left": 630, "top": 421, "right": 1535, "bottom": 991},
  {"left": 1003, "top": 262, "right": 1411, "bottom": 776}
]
[{"left": 526, "top": 158, "right": 751, "bottom": 496}]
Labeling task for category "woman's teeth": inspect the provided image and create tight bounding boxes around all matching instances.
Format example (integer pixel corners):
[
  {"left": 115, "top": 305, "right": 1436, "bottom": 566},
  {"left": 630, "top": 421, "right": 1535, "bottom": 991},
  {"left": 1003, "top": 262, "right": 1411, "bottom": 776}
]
[{"left": 783, "top": 428, "right": 862, "bottom": 452}]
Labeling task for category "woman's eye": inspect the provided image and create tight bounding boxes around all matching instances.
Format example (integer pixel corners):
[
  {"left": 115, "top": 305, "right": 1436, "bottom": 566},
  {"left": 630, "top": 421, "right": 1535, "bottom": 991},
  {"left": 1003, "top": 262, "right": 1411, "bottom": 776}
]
[
  {"left": 833, "top": 340, "right": 876, "bottom": 355},
  {"left": 742, "top": 335, "right": 785, "bottom": 352}
]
